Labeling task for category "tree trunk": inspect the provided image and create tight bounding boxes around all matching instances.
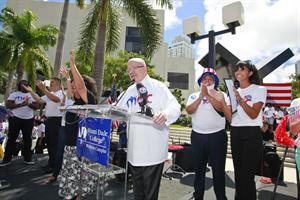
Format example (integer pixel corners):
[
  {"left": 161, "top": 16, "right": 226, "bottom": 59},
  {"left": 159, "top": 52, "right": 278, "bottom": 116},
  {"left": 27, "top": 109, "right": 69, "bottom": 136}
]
[
  {"left": 53, "top": 0, "right": 69, "bottom": 76},
  {"left": 92, "top": 20, "right": 106, "bottom": 99},
  {"left": 4, "top": 71, "right": 15, "bottom": 101},
  {"left": 16, "top": 64, "right": 24, "bottom": 84}
]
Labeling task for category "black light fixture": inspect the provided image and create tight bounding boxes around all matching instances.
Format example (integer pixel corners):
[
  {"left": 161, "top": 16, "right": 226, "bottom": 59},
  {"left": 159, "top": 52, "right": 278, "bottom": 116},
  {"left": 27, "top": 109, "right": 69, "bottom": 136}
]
[{"left": 183, "top": 1, "right": 244, "bottom": 68}]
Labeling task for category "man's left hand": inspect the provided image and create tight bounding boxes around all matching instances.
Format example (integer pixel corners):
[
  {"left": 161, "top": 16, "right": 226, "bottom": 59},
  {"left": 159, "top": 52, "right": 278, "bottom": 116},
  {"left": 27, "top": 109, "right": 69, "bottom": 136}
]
[
  {"left": 153, "top": 112, "right": 167, "bottom": 126},
  {"left": 36, "top": 80, "right": 46, "bottom": 92}
]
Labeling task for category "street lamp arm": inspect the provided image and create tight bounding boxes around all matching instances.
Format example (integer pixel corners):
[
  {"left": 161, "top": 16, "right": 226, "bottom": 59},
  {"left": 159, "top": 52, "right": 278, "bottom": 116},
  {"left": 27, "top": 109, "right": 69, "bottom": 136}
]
[{"left": 191, "top": 26, "right": 236, "bottom": 44}]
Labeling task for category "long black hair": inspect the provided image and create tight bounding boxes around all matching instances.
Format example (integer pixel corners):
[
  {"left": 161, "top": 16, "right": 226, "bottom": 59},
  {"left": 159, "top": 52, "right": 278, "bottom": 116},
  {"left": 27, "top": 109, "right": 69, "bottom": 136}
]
[
  {"left": 82, "top": 75, "right": 97, "bottom": 97},
  {"left": 234, "top": 60, "right": 261, "bottom": 85}
]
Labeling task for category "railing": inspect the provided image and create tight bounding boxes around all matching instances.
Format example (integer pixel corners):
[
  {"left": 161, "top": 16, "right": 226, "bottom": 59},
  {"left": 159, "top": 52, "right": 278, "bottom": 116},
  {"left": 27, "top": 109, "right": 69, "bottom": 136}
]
[{"left": 111, "top": 127, "right": 296, "bottom": 168}]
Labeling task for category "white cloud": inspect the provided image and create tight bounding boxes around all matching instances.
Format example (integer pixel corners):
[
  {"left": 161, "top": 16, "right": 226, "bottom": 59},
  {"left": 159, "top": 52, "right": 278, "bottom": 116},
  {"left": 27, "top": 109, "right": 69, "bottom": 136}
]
[
  {"left": 195, "top": 0, "right": 300, "bottom": 83},
  {"left": 150, "top": 0, "right": 183, "bottom": 30},
  {"left": 164, "top": 0, "right": 183, "bottom": 30}
]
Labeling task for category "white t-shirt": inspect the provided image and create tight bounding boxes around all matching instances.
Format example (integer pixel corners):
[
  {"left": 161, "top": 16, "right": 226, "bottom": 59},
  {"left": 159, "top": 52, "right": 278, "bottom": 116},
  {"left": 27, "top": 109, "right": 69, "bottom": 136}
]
[
  {"left": 290, "top": 98, "right": 300, "bottom": 146},
  {"left": 264, "top": 106, "right": 275, "bottom": 118},
  {"left": 275, "top": 110, "right": 284, "bottom": 124},
  {"left": 32, "top": 123, "right": 45, "bottom": 138},
  {"left": 291, "top": 98, "right": 300, "bottom": 108},
  {"left": 186, "top": 91, "right": 230, "bottom": 134},
  {"left": 231, "top": 84, "right": 267, "bottom": 127},
  {"left": 42, "top": 90, "right": 64, "bottom": 117},
  {"left": 7, "top": 91, "right": 35, "bottom": 119},
  {"left": 116, "top": 75, "right": 181, "bottom": 166}
]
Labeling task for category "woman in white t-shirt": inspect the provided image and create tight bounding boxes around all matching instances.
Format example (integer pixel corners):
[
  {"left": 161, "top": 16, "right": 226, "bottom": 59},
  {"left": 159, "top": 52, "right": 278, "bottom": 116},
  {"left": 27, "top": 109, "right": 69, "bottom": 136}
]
[
  {"left": 186, "top": 68, "right": 230, "bottom": 200},
  {"left": 230, "top": 61, "right": 267, "bottom": 200}
]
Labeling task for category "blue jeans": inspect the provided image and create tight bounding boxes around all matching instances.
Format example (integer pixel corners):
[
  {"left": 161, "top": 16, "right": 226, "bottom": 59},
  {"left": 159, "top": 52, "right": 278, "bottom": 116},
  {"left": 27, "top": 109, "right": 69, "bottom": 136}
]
[{"left": 52, "top": 126, "right": 65, "bottom": 177}]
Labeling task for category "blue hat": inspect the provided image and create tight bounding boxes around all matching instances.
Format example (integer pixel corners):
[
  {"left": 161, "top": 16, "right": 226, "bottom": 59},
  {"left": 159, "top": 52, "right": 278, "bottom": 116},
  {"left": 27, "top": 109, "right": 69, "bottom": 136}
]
[{"left": 197, "top": 68, "right": 219, "bottom": 89}]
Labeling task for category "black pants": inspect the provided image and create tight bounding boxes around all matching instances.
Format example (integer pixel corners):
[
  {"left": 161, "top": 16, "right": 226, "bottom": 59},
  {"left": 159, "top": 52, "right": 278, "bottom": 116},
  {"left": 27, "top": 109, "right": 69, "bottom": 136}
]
[
  {"left": 231, "top": 126, "right": 263, "bottom": 200},
  {"left": 45, "top": 117, "right": 62, "bottom": 169},
  {"left": 52, "top": 126, "right": 65, "bottom": 177},
  {"left": 129, "top": 162, "right": 164, "bottom": 200},
  {"left": 3, "top": 117, "right": 34, "bottom": 162},
  {"left": 191, "top": 130, "right": 228, "bottom": 200}
]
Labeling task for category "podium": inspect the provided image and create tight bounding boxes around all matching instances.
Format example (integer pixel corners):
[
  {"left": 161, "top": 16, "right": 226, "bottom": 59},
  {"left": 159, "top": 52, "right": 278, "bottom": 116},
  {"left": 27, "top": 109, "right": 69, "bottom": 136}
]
[{"left": 64, "top": 104, "right": 154, "bottom": 200}]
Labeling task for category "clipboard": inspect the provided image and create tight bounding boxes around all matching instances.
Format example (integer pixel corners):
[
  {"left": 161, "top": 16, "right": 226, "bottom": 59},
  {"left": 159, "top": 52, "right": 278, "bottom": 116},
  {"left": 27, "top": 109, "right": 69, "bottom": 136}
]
[{"left": 223, "top": 78, "right": 238, "bottom": 114}]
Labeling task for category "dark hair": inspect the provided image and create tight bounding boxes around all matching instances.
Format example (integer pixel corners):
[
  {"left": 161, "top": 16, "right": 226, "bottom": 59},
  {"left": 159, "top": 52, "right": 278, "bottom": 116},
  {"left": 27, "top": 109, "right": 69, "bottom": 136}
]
[
  {"left": 18, "top": 80, "right": 30, "bottom": 91},
  {"left": 82, "top": 75, "right": 97, "bottom": 97},
  {"left": 234, "top": 60, "right": 261, "bottom": 85},
  {"left": 51, "top": 77, "right": 61, "bottom": 85}
]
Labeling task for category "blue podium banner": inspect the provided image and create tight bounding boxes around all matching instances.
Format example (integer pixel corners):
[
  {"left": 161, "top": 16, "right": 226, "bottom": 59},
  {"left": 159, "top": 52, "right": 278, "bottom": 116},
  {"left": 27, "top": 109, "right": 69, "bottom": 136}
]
[{"left": 76, "top": 117, "right": 112, "bottom": 166}]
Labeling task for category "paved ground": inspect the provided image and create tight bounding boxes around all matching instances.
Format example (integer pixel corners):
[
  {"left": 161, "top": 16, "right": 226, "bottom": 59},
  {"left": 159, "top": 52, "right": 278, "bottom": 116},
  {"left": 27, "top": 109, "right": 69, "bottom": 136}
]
[{"left": 0, "top": 154, "right": 298, "bottom": 200}]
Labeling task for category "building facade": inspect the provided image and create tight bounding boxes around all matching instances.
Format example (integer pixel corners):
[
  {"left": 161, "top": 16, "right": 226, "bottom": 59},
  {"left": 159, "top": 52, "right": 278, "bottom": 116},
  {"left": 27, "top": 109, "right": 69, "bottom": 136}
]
[
  {"left": 6, "top": 0, "right": 195, "bottom": 100},
  {"left": 296, "top": 60, "right": 300, "bottom": 77}
]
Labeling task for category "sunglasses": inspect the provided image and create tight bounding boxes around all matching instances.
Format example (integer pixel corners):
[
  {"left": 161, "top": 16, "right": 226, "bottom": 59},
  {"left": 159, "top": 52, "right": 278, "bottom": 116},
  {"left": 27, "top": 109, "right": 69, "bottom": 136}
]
[{"left": 234, "top": 60, "right": 255, "bottom": 72}]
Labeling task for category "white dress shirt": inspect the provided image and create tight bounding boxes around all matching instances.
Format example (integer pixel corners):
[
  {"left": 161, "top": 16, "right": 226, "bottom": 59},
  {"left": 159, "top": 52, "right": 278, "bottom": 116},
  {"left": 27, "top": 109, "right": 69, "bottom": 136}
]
[{"left": 116, "top": 75, "right": 181, "bottom": 166}]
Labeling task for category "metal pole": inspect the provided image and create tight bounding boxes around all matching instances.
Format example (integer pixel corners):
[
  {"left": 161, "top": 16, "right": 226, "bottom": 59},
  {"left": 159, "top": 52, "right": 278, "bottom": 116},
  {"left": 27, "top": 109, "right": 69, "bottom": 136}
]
[
  {"left": 271, "top": 147, "right": 288, "bottom": 200},
  {"left": 208, "top": 30, "right": 216, "bottom": 68},
  {"left": 295, "top": 146, "right": 300, "bottom": 200}
]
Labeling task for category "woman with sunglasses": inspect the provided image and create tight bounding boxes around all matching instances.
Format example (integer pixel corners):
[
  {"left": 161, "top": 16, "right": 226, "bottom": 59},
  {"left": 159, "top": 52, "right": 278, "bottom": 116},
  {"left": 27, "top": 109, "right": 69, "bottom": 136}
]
[{"left": 229, "top": 61, "right": 267, "bottom": 200}]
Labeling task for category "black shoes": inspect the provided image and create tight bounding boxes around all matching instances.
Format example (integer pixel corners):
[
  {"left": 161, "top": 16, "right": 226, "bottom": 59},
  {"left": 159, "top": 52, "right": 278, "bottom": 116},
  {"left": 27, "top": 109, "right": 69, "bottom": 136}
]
[
  {"left": 24, "top": 160, "right": 35, "bottom": 165},
  {"left": 0, "top": 160, "right": 12, "bottom": 167}
]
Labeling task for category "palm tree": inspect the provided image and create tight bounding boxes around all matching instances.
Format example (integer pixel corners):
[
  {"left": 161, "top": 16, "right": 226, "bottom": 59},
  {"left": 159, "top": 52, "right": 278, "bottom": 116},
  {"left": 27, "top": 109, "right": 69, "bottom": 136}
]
[
  {"left": 0, "top": 8, "right": 58, "bottom": 98},
  {"left": 78, "top": 0, "right": 172, "bottom": 97},
  {"left": 53, "top": 0, "right": 86, "bottom": 76}
]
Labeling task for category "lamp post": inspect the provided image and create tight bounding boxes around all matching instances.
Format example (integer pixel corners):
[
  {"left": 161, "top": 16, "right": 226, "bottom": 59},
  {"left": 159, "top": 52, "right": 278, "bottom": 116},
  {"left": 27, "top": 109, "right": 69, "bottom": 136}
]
[{"left": 183, "top": 1, "right": 244, "bottom": 68}]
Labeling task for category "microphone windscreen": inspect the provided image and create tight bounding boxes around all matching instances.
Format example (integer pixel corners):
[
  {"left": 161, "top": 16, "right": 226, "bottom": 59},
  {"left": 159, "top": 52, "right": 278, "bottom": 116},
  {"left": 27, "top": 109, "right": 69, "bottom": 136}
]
[{"left": 136, "top": 83, "right": 147, "bottom": 95}]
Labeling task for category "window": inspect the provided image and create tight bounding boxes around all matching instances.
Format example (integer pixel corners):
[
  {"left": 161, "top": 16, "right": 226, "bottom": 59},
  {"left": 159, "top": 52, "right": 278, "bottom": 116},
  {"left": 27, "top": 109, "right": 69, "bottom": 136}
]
[
  {"left": 125, "top": 27, "right": 144, "bottom": 54},
  {"left": 167, "top": 72, "right": 189, "bottom": 90}
]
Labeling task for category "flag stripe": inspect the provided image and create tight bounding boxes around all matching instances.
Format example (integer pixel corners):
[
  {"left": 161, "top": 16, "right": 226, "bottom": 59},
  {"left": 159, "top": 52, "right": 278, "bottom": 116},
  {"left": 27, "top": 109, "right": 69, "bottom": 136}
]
[
  {"left": 266, "top": 90, "right": 292, "bottom": 93},
  {"left": 263, "top": 83, "right": 291, "bottom": 107},
  {"left": 262, "top": 83, "right": 292, "bottom": 87},
  {"left": 267, "top": 93, "right": 291, "bottom": 97},
  {"left": 262, "top": 86, "right": 291, "bottom": 90},
  {"left": 267, "top": 96, "right": 291, "bottom": 100}
]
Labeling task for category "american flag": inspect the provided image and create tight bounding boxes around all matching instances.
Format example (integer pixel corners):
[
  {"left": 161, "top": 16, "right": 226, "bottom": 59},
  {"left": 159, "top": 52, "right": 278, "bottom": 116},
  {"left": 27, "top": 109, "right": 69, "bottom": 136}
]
[
  {"left": 108, "top": 82, "right": 118, "bottom": 104},
  {"left": 262, "top": 83, "right": 292, "bottom": 107}
]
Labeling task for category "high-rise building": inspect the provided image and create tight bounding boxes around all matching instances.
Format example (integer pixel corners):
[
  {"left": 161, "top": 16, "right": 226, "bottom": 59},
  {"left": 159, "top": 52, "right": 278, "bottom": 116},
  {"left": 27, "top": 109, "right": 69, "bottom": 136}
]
[
  {"left": 296, "top": 60, "right": 300, "bottom": 77},
  {"left": 168, "top": 35, "right": 194, "bottom": 59},
  {"left": 0, "top": 0, "right": 8, "bottom": 30}
]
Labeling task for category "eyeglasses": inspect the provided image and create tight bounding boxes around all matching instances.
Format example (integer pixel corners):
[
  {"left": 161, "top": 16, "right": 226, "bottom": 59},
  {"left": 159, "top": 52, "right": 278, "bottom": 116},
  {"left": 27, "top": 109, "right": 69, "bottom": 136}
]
[{"left": 127, "top": 65, "right": 145, "bottom": 73}]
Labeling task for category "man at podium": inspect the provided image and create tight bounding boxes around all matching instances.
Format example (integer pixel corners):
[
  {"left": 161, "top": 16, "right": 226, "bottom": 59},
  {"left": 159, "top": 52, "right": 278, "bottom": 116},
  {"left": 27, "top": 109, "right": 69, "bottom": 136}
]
[{"left": 116, "top": 58, "right": 181, "bottom": 200}]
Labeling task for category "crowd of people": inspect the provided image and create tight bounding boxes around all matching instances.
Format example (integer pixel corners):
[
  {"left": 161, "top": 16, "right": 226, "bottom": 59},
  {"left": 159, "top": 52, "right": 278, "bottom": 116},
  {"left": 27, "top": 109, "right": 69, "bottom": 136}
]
[{"left": 0, "top": 56, "right": 298, "bottom": 200}]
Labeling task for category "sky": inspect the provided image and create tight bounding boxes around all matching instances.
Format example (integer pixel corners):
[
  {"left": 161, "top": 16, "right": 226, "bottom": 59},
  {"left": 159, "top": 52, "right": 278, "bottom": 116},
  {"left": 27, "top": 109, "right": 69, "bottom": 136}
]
[
  {"left": 9, "top": 0, "right": 300, "bottom": 83},
  {"left": 161, "top": 0, "right": 300, "bottom": 83}
]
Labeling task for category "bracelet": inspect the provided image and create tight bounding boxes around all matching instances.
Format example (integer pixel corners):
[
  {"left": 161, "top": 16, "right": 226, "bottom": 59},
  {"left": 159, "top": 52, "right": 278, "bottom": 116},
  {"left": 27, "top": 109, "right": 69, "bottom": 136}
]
[{"left": 237, "top": 98, "right": 243, "bottom": 103}]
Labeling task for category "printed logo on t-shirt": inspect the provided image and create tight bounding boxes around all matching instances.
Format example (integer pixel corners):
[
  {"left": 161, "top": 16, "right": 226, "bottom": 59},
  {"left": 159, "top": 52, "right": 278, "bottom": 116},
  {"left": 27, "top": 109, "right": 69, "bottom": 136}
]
[
  {"left": 126, "top": 96, "right": 137, "bottom": 107},
  {"left": 237, "top": 94, "right": 253, "bottom": 105},
  {"left": 202, "top": 97, "right": 209, "bottom": 104},
  {"left": 126, "top": 93, "right": 153, "bottom": 108},
  {"left": 244, "top": 95, "right": 252, "bottom": 103},
  {"left": 190, "top": 95, "right": 196, "bottom": 100}
]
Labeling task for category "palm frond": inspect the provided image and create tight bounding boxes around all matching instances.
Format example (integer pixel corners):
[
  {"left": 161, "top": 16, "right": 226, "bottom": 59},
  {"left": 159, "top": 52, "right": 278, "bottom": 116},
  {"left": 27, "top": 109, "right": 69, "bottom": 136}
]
[
  {"left": 105, "top": 4, "right": 120, "bottom": 53},
  {"left": 78, "top": 1, "right": 101, "bottom": 67},
  {"left": 30, "top": 47, "right": 52, "bottom": 80},
  {"left": 33, "top": 25, "right": 58, "bottom": 48},
  {"left": 76, "top": 0, "right": 86, "bottom": 9},
  {"left": 156, "top": 0, "right": 173, "bottom": 9}
]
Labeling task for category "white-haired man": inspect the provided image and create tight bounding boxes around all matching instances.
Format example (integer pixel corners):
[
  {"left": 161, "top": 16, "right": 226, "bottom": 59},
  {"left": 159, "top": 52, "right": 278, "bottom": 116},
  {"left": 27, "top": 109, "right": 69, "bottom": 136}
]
[{"left": 116, "top": 58, "right": 181, "bottom": 200}]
